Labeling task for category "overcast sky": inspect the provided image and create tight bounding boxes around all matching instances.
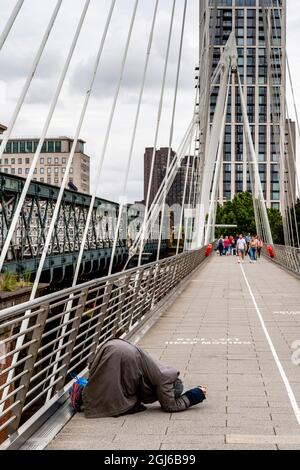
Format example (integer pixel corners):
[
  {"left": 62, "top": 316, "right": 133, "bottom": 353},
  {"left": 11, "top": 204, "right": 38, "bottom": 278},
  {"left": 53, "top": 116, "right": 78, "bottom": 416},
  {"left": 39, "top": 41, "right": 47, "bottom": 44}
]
[{"left": 0, "top": 0, "right": 299, "bottom": 203}]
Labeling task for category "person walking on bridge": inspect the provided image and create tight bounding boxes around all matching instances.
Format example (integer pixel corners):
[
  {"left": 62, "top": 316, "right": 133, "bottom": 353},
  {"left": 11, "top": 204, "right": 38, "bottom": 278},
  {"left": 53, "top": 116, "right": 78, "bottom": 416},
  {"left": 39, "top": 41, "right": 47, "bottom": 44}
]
[
  {"left": 217, "top": 236, "right": 224, "bottom": 256},
  {"left": 236, "top": 234, "right": 247, "bottom": 264},
  {"left": 257, "top": 236, "right": 263, "bottom": 259},
  {"left": 245, "top": 233, "right": 251, "bottom": 255},
  {"left": 249, "top": 236, "right": 258, "bottom": 263},
  {"left": 74, "top": 339, "right": 207, "bottom": 418}
]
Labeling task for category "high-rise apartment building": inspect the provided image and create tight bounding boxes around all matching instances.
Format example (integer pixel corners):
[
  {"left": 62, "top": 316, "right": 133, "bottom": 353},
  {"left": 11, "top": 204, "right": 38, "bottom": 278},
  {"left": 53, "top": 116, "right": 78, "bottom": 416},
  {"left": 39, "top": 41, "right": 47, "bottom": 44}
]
[
  {"left": 0, "top": 136, "right": 90, "bottom": 194},
  {"left": 144, "top": 147, "right": 193, "bottom": 208},
  {"left": 200, "top": 0, "right": 293, "bottom": 210}
]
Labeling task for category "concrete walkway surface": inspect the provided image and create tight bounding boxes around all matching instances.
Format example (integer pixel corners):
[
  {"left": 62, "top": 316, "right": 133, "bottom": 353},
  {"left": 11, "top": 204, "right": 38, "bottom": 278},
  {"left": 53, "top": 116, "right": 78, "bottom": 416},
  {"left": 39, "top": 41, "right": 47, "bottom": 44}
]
[{"left": 48, "top": 255, "right": 300, "bottom": 450}]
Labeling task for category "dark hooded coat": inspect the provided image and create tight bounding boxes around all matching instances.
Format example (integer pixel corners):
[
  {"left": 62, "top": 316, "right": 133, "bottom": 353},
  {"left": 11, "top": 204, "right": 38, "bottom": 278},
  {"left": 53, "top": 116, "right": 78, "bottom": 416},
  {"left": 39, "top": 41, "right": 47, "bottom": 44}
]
[{"left": 83, "top": 339, "right": 189, "bottom": 418}]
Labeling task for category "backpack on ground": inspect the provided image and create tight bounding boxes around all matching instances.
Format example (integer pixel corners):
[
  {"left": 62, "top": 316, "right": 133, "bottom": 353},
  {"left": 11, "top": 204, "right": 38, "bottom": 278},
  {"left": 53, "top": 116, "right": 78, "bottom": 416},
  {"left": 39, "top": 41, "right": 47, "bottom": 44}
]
[{"left": 69, "top": 374, "right": 88, "bottom": 412}]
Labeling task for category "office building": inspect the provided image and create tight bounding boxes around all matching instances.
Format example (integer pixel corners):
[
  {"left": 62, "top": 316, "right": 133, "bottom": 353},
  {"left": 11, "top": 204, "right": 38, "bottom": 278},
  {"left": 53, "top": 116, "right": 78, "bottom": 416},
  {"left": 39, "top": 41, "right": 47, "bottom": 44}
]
[{"left": 0, "top": 136, "right": 90, "bottom": 194}]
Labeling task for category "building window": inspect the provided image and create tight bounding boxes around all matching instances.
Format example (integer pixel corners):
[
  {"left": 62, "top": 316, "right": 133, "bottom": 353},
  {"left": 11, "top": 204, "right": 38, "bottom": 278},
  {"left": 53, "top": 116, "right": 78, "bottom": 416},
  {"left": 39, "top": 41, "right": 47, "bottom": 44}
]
[
  {"left": 20, "top": 141, "right": 26, "bottom": 153},
  {"left": 47, "top": 177, "right": 51, "bottom": 184},
  {"left": 55, "top": 141, "right": 62, "bottom": 152},
  {"left": 5, "top": 142, "right": 12, "bottom": 154},
  {"left": 26, "top": 141, "right": 33, "bottom": 153},
  {"left": 48, "top": 157, "right": 52, "bottom": 164},
  {"left": 25, "top": 168, "right": 29, "bottom": 174},
  {"left": 4, "top": 168, "right": 8, "bottom": 173},
  {"left": 40, "top": 177, "right": 44, "bottom": 183},
  {"left": 25, "top": 158, "right": 30, "bottom": 164},
  {"left": 70, "top": 167, "right": 73, "bottom": 174},
  {"left": 54, "top": 167, "right": 58, "bottom": 174},
  {"left": 54, "top": 157, "right": 59, "bottom": 164},
  {"left": 62, "top": 157, "right": 66, "bottom": 164},
  {"left": 4, "top": 158, "right": 8, "bottom": 165},
  {"left": 47, "top": 141, "right": 54, "bottom": 152},
  {"left": 40, "top": 157, "right": 44, "bottom": 164},
  {"left": 18, "top": 168, "right": 22, "bottom": 175},
  {"left": 13, "top": 141, "right": 18, "bottom": 153},
  {"left": 18, "top": 158, "right": 22, "bottom": 164},
  {"left": 11, "top": 168, "right": 15, "bottom": 175},
  {"left": 47, "top": 168, "right": 51, "bottom": 174},
  {"left": 11, "top": 158, "right": 15, "bottom": 164},
  {"left": 40, "top": 168, "right": 44, "bottom": 174}
]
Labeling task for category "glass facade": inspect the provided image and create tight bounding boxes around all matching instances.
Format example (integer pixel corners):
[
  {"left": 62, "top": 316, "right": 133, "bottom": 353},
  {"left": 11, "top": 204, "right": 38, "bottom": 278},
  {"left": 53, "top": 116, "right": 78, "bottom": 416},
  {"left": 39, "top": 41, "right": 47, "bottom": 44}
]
[
  {"left": 205, "top": 0, "right": 285, "bottom": 208},
  {"left": 2, "top": 140, "right": 63, "bottom": 154}
]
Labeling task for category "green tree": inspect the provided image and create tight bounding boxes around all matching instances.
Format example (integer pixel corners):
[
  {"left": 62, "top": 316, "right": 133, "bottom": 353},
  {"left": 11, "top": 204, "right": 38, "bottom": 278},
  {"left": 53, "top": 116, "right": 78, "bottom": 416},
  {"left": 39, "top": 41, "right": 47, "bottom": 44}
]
[
  {"left": 289, "top": 198, "right": 300, "bottom": 245},
  {"left": 267, "top": 208, "right": 284, "bottom": 244},
  {"left": 216, "top": 192, "right": 284, "bottom": 242}
]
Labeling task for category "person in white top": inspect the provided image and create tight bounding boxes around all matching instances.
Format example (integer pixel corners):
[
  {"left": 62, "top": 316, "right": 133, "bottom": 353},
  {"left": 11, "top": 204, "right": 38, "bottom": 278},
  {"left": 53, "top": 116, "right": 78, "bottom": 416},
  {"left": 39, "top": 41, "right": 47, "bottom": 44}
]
[{"left": 236, "top": 234, "right": 247, "bottom": 263}]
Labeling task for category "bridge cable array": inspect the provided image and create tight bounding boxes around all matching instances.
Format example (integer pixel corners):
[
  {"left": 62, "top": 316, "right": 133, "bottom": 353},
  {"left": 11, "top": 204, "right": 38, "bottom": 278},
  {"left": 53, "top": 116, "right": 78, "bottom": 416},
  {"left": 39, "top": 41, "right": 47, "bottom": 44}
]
[
  {"left": 270, "top": 0, "right": 300, "bottom": 247},
  {"left": 0, "top": 0, "right": 24, "bottom": 52}
]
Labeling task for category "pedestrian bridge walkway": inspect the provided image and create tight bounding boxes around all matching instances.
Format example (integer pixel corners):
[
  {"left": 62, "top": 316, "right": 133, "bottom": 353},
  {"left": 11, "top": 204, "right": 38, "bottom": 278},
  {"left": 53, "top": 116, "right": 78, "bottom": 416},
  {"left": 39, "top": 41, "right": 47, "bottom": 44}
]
[{"left": 47, "top": 255, "right": 300, "bottom": 451}]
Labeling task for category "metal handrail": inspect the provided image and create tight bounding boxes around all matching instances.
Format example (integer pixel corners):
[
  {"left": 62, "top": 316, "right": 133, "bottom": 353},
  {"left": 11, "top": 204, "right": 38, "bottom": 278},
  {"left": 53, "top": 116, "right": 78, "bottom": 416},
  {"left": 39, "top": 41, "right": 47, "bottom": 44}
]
[
  {"left": 0, "top": 246, "right": 209, "bottom": 446},
  {"left": 263, "top": 244, "right": 300, "bottom": 276}
]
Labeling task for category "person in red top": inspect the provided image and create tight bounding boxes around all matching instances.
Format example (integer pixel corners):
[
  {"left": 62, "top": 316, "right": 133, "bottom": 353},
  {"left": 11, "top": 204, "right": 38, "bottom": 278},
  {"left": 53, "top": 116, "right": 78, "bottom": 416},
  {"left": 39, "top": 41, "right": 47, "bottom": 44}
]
[{"left": 223, "top": 236, "right": 231, "bottom": 256}]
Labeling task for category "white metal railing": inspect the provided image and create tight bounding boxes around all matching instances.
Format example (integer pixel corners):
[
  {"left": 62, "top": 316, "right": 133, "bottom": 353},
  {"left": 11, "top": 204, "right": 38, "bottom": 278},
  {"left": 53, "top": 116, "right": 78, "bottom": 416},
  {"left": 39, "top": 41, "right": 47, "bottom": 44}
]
[
  {"left": 0, "top": 246, "right": 209, "bottom": 447},
  {"left": 263, "top": 244, "right": 300, "bottom": 276}
]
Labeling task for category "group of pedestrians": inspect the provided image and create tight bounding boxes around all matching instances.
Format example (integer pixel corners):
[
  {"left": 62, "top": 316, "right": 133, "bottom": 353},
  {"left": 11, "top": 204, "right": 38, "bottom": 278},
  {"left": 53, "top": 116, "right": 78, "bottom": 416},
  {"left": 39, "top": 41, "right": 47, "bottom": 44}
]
[{"left": 216, "top": 233, "right": 263, "bottom": 264}]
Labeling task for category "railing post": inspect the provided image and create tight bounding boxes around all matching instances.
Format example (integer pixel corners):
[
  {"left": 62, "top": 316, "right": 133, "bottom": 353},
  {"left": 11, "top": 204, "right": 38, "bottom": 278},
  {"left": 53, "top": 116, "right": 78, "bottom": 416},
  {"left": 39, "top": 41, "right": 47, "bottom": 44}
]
[
  {"left": 128, "top": 269, "right": 144, "bottom": 328},
  {"left": 87, "top": 281, "right": 113, "bottom": 363},
  {"left": 111, "top": 275, "right": 131, "bottom": 337},
  {"left": 164, "top": 259, "right": 176, "bottom": 295},
  {"left": 7, "top": 303, "right": 49, "bottom": 436},
  {"left": 139, "top": 265, "right": 155, "bottom": 317},
  {"left": 53, "top": 288, "right": 89, "bottom": 395}
]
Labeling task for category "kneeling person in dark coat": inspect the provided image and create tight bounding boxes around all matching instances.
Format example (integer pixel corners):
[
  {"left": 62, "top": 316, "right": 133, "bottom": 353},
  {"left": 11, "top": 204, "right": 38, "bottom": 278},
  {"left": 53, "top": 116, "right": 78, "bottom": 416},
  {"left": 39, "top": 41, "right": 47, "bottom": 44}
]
[{"left": 80, "top": 339, "right": 207, "bottom": 418}]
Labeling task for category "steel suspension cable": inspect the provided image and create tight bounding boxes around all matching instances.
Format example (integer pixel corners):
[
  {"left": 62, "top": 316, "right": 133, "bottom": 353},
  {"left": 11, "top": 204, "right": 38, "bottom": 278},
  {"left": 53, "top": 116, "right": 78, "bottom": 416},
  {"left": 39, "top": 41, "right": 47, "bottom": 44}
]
[
  {"left": 108, "top": 0, "right": 160, "bottom": 276},
  {"left": 126, "top": 118, "right": 194, "bottom": 262},
  {"left": 271, "top": 0, "right": 300, "bottom": 246},
  {"left": 44, "top": 1, "right": 139, "bottom": 399},
  {"left": 176, "top": 125, "right": 197, "bottom": 255},
  {"left": 175, "top": 79, "right": 201, "bottom": 255},
  {"left": 205, "top": 72, "right": 231, "bottom": 245},
  {"left": 0, "top": 0, "right": 24, "bottom": 51},
  {"left": 270, "top": 2, "right": 294, "bottom": 246},
  {"left": 184, "top": 132, "right": 198, "bottom": 252},
  {"left": 261, "top": 2, "right": 287, "bottom": 243},
  {"left": 269, "top": 0, "right": 299, "bottom": 246},
  {"left": 71, "top": 0, "right": 139, "bottom": 287},
  {"left": 0, "top": 0, "right": 62, "bottom": 160},
  {"left": 237, "top": 70, "right": 273, "bottom": 244},
  {"left": 0, "top": 0, "right": 91, "bottom": 273},
  {"left": 273, "top": 0, "right": 300, "bottom": 246},
  {"left": 0, "top": 0, "right": 117, "bottom": 412},
  {"left": 28, "top": 0, "right": 117, "bottom": 301},
  {"left": 156, "top": 0, "right": 187, "bottom": 262},
  {"left": 137, "top": 0, "right": 176, "bottom": 267}
]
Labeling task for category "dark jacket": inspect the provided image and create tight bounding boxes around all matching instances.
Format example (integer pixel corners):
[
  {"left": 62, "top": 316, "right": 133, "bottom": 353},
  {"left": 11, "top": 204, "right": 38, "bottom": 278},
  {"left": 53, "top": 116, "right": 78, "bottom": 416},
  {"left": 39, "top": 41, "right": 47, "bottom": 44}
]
[{"left": 83, "top": 339, "right": 190, "bottom": 418}]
